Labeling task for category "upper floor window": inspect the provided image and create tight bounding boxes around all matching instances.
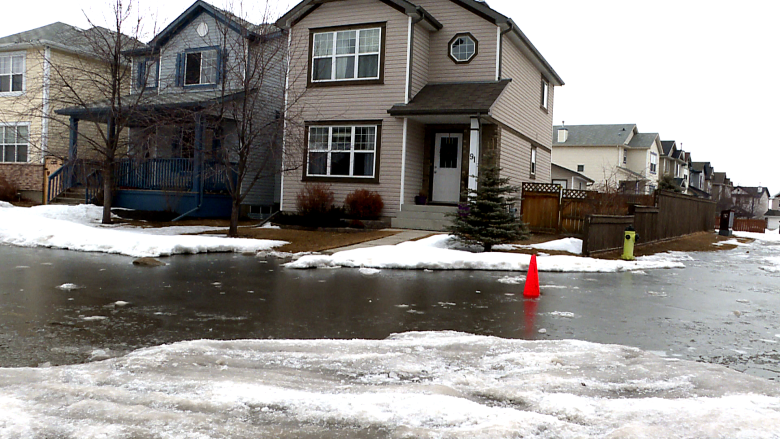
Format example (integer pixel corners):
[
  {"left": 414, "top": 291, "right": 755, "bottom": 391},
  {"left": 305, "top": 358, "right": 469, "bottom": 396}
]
[
  {"left": 0, "top": 53, "right": 24, "bottom": 93},
  {"left": 623, "top": 148, "right": 627, "bottom": 165},
  {"left": 541, "top": 79, "right": 549, "bottom": 110},
  {"left": 530, "top": 147, "right": 537, "bottom": 176},
  {"left": 577, "top": 164, "right": 584, "bottom": 172},
  {"left": 650, "top": 152, "right": 658, "bottom": 174},
  {"left": 307, "top": 124, "right": 378, "bottom": 179},
  {"left": 311, "top": 26, "right": 382, "bottom": 83},
  {"left": 0, "top": 124, "right": 28, "bottom": 163},
  {"left": 186, "top": 50, "right": 217, "bottom": 85},
  {"left": 449, "top": 33, "right": 477, "bottom": 63}
]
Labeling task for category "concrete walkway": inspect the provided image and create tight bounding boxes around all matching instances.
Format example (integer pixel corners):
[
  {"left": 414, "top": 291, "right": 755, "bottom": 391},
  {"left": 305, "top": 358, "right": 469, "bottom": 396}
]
[{"left": 323, "top": 229, "right": 440, "bottom": 254}]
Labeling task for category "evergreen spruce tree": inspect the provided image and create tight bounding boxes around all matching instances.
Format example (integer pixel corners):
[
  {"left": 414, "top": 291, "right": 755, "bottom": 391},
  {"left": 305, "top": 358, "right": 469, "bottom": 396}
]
[{"left": 447, "top": 163, "right": 530, "bottom": 252}]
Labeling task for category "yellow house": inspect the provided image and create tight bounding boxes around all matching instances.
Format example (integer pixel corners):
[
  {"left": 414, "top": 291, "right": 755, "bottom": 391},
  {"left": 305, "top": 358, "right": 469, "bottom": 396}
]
[{"left": 0, "top": 22, "right": 114, "bottom": 202}]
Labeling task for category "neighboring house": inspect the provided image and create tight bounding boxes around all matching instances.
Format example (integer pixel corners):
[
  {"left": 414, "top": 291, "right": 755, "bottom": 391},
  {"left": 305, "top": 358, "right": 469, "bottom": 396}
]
[
  {"left": 659, "top": 140, "right": 688, "bottom": 191},
  {"left": 551, "top": 124, "right": 661, "bottom": 194},
  {"left": 551, "top": 163, "right": 593, "bottom": 190},
  {"left": 766, "top": 209, "right": 780, "bottom": 231},
  {"left": 772, "top": 193, "right": 780, "bottom": 210},
  {"left": 732, "top": 186, "right": 770, "bottom": 219},
  {"left": 690, "top": 161, "right": 713, "bottom": 196},
  {"left": 712, "top": 172, "right": 733, "bottom": 210},
  {"left": 54, "top": 1, "right": 286, "bottom": 217},
  {"left": 276, "top": 0, "right": 563, "bottom": 229},
  {"left": 0, "top": 22, "right": 113, "bottom": 202}
]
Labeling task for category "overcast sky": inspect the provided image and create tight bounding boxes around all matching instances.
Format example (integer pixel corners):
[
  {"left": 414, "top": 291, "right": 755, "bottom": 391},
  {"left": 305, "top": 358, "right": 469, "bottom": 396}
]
[{"left": 5, "top": 0, "right": 779, "bottom": 195}]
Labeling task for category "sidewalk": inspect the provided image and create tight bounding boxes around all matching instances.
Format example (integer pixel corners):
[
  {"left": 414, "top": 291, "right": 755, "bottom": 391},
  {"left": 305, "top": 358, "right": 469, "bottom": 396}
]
[{"left": 322, "top": 229, "right": 439, "bottom": 254}]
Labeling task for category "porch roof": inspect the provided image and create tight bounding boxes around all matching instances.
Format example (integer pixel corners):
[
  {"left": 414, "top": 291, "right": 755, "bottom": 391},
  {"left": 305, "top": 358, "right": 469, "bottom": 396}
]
[
  {"left": 55, "top": 89, "right": 247, "bottom": 123},
  {"left": 387, "top": 80, "right": 511, "bottom": 117}
]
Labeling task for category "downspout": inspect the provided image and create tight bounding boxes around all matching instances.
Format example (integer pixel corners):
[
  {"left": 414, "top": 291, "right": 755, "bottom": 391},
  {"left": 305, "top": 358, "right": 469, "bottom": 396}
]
[
  {"left": 400, "top": 9, "right": 426, "bottom": 210},
  {"left": 42, "top": 46, "right": 51, "bottom": 162},
  {"left": 497, "top": 21, "right": 513, "bottom": 80}
]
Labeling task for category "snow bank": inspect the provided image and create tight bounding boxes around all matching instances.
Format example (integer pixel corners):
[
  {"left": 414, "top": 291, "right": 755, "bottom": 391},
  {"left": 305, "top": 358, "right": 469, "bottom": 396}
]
[
  {"left": 0, "top": 204, "right": 286, "bottom": 258},
  {"left": 0, "top": 332, "right": 778, "bottom": 438},
  {"left": 286, "top": 235, "right": 687, "bottom": 272},
  {"left": 734, "top": 230, "right": 780, "bottom": 243},
  {"left": 500, "top": 237, "right": 583, "bottom": 254}
]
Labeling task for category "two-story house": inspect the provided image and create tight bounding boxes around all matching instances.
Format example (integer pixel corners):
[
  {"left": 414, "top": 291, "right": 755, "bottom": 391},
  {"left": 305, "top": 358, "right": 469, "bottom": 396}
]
[
  {"left": 659, "top": 140, "right": 689, "bottom": 191},
  {"left": 689, "top": 161, "right": 713, "bottom": 198},
  {"left": 712, "top": 171, "right": 733, "bottom": 210},
  {"left": 551, "top": 124, "right": 661, "bottom": 194},
  {"left": 0, "top": 22, "right": 111, "bottom": 203},
  {"left": 276, "top": 0, "right": 563, "bottom": 230},
  {"left": 732, "top": 186, "right": 770, "bottom": 219},
  {"left": 54, "top": 1, "right": 286, "bottom": 218}
]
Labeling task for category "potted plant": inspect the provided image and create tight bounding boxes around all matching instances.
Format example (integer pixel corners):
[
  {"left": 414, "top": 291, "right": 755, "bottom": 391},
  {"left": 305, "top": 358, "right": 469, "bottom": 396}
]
[{"left": 414, "top": 192, "right": 427, "bottom": 205}]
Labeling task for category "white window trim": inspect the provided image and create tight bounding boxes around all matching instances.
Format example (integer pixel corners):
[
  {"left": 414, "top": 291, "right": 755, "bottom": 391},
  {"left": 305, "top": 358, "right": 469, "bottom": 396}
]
[
  {"left": 184, "top": 49, "right": 218, "bottom": 86},
  {"left": 530, "top": 147, "right": 537, "bottom": 176},
  {"left": 541, "top": 79, "right": 549, "bottom": 110},
  {"left": 311, "top": 27, "right": 382, "bottom": 83},
  {"left": 649, "top": 152, "right": 658, "bottom": 174},
  {"left": 0, "top": 121, "right": 31, "bottom": 163},
  {"left": 450, "top": 34, "right": 476, "bottom": 62},
  {"left": 307, "top": 125, "right": 378, "bottom": 178},
  {"left": 0, "top": 51, "right": 26, "bottom": 96}
]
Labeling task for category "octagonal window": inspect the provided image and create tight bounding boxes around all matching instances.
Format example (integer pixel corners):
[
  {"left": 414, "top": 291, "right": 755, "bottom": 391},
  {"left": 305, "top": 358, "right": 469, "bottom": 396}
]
[{"left": 449, "top": 33, "right": 477, "bottom": 63}]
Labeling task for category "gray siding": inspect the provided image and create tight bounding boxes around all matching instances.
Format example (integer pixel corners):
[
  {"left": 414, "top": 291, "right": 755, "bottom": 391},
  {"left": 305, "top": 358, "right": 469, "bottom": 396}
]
[
  {"left": 283, "top": 0, "right": 409, "bottom": 216},
  {"left": 491, "top": 34, "right": 554, "bottom": 148}
]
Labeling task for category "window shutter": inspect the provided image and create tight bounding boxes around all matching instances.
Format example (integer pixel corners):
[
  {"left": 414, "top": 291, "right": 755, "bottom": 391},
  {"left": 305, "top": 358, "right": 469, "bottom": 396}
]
[
  {"left": 216, "top": 49, "right": 228, "bottom": 85},
  {"left": 175, "top": 53, "right": 184, "bottom": 87}
]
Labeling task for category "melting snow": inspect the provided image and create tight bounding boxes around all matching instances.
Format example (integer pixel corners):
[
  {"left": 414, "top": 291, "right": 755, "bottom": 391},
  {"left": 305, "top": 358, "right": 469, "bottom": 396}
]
[
  {"left": 286, "top": 235, "right": 687, "bottom": 272},
  {"left": 1, "top": 332, "right": 777, "bottom": 438},
  {"left": 55, "top": 283, "right": 83, "bottom": 291},
  {"left": 0, "top": 204, "right": 286, "bottom": 258}
]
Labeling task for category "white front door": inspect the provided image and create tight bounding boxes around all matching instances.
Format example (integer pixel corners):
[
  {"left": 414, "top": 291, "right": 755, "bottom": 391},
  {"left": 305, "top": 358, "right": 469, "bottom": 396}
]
[{"left": 432, "top": 133, "right": 463, "bottom": 203}]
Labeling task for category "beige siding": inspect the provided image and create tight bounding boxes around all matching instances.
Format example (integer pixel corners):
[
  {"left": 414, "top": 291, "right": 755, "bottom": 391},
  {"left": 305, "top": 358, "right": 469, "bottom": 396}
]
[
  {"left": 491, "top": 34, "right": 554, "bottom": 147},
  {"left": 0, "top": 48, "right": 44, "bottom": 163},
  {"left": 283, "top": 0, "right": 410, "bottom": 216},
  {"left": 412, "top": 0, "right": 497, "bottom": 82},
  {"left": 403, "top": 119, "right": 426, "bottom": 205},
  {"left": 410, "top": 24, "right": 429, "bottom": 98},
  {"left": 552, "top": 145, "right": 622, "bottom": 189},
  {"left": 498, "top": 127, "right": 533, "bottom": 188}
]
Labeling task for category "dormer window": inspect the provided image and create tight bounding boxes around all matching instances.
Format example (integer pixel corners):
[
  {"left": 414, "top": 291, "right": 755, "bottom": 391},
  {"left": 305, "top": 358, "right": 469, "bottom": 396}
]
[
  {"left": 310, "top": 25, "right": 383, "bottom": 84},
  {"left": 449, "top": 33, "right": 477, "bottom": 63}
]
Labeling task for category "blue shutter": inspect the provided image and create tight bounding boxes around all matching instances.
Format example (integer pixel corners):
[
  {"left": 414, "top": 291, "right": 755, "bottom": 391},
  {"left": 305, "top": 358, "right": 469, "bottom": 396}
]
[
  {"left": 216, "top": 49, "right": 227, "bottom": 85},
  {"left": 136, "top": 61, "right": 145, "bottom": 90},
  {"left": 175, "top": 53, "right": 184, "bottom": 87}
]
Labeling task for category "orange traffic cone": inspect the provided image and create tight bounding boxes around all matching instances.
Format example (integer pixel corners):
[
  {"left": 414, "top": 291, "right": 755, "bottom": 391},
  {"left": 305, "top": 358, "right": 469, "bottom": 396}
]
[{"left": 523, "top": 254, "right": 540, "bottom": 298}]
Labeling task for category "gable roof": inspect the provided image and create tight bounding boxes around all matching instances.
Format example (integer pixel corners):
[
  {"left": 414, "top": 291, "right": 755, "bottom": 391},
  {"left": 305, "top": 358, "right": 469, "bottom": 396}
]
[
  {"left": 551, "top": 163, "right": 594, "bottom": 183},
  {"left": 125, "top": 0, "right": 276, "bottom": 56},
  {"left": 388, "top": 80, "right": 510, "bottom": 116},
  {"left": 276, "top": 0, "right": 563, "bottom": 85},
  {"left": 277, "top": 0, "right": 442, "bottom": 31},
  {"left": 628, "top": 133, "right": 659, "bottom": 149},
  {"left": 712, "top": 172, "right": 728, "bottom": 185},
  {"left": 660, "top": 140, "right": 675, "bottom": 156},
  {"left": 734, "top": 186, "right": 771, "bottom": 198},
  {"left": 553, "top": 124, "right": 637, "bottom": 146},
  {"left": 0, "top": 22, "right": 142, "bottom": 56}
]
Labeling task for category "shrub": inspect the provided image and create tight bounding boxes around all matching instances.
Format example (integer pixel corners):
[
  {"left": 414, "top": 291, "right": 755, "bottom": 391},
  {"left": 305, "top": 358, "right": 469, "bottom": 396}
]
[
  {"left": 0, "top": 175, "right": 17, "bottom": 202},
  {"left": 296, "top": 183, "right": 335, "bottom": 217},
  {"left": 344, "top": 189, "right": 384, "bottom": 219}
]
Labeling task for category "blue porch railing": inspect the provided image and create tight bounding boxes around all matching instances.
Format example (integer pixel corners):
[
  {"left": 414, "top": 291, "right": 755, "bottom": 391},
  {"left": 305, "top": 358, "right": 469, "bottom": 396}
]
[
  {"left": 115, "top": 158, "right": 237, "bottom": 193},
  {"left": 47, "top": 159, "right": 102, "bottom": 204}
]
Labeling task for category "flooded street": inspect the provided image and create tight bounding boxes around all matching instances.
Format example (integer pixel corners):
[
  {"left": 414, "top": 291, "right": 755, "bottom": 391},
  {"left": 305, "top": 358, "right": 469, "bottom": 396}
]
[{"left": 1, "top": 240, "right": 779, "bottom": 379}]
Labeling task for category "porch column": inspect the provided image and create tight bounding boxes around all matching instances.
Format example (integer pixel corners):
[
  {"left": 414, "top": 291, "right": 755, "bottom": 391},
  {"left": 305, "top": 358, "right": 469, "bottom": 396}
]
[
  {"left": 468, "top": 117, "right": 481, "bottom": 193},
  {"left": 192, "top": 114, "right": 205, "bottom": 193},
  {"left": 68, "top": 117, "right": 79, "bottom": 162},
  {"left": 68, "top": 117, "right": 78, "bottom": 186}
]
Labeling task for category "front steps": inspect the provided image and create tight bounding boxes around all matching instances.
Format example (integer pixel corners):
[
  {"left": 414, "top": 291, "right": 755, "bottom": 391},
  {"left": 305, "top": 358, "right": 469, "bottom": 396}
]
[
  {"left": 391, "top": 204, "right": 457, "bottom": 231},
  {"left": 49, "top": 187, "right": 88, "bottom": 205}
]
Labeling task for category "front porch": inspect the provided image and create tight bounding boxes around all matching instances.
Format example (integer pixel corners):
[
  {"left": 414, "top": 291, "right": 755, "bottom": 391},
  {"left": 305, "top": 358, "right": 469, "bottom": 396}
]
[{"left": 51, "top": 91, "right": 247, "bottom": 218}]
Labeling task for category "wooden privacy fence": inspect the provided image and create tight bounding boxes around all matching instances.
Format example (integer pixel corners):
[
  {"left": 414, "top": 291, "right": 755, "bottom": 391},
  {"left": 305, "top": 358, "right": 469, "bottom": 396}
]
[
  {"left": 582, "top": 190, "right": 717, "bottom": 255},
  {"left": 733, "top": 218, "right": 768, "bottom": 233},
  {"left": 521, "top": 183, "right": 655, "bottom": 236}
]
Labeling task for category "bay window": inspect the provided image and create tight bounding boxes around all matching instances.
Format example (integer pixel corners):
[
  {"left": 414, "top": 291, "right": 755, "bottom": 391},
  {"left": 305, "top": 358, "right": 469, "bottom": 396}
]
[{"left": 307, "top": 125, "right": 378, "bottom": 179}]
